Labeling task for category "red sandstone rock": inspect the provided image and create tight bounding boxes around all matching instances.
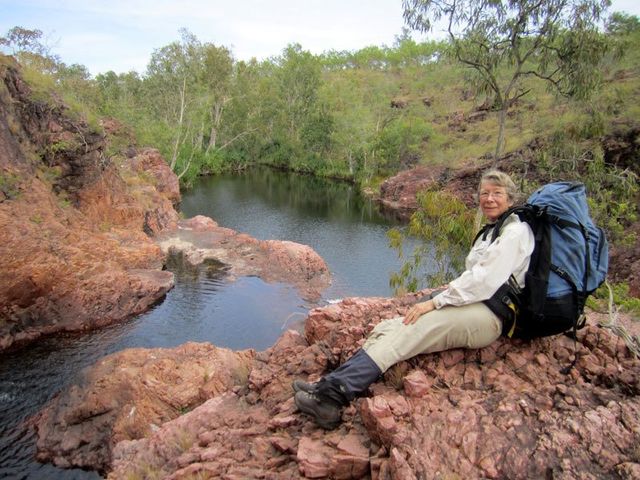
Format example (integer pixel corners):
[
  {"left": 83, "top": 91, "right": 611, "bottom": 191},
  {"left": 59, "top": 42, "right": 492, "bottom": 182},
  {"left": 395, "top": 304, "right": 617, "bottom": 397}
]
[
  {"left": 40, "top": 291, "right": 639, "bottom": 479},
  {"left": 377, "top": 163, "right": 489, "bottom": 221},
  {"left": 402, "top": 369, "right": 431, "bottom": 397},
  {"left": 156, "top": 215, "right": 331, "bottom": 301},
  {"left": 0, "top": 61, "right": 180, "bottom": 350},
  {"left": 130, "top": 147, "right": 181, "bottom": 206},
  {"left": 378, "top": 166, "right": 445, "bottom": 220},
  {"left": 35, "top": 342, "right": 254, "bottom": 473}
]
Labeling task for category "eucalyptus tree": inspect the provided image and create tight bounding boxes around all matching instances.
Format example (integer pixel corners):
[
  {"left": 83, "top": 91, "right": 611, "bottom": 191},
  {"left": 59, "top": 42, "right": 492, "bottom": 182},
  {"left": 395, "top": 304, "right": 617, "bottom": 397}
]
[
  {"left": 1, "top": 26, "right": 62, "bottom": 75},
  {"left": 201, "top": 44, "right": 234, "bottom": 154},
  {"left": 0, "top": 26, "right": 45, "bottom": 53},
  {"left": 266, "top": 44, "right": 325, "bottom": 170},
  {"left": 606, "top": 11, "right": 640, "bottom": 35},
  {"left": 95, "top": 70, "right": 143, "bottom": 122},
  {"left": 402, "top": 0, "right": 612, "bottom": 160},
  {"left": 276, "top": 44, "right": 322, "bottom": 140},
  {"left": 202, "top": 58, "right": 270, "bottom": 170},
  {"left": 145, "top": 29, "right": 206, "bottom": 175}
]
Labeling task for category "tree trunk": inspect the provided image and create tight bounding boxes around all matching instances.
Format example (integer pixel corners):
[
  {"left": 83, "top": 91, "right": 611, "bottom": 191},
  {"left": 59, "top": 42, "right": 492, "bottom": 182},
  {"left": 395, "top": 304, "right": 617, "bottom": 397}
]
[
  {"left": 206, "top": 102, "right": 224, "bottom": 155},
  {"left": 493, "top": 107, "right": 507, "bottom": 165},
  {"left": 170, "top": 77, "right": 187, "bottom": 171}
]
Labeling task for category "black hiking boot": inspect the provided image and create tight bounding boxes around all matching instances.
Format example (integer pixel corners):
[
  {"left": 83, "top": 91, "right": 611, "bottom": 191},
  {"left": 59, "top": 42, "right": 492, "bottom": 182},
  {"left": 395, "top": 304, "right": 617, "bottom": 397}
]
[
  {"left": 292, "top": 379, "right": 317, "bottom": 393},
  {"left": 294, "top": 390, "right": 342, "bottom": 430}
]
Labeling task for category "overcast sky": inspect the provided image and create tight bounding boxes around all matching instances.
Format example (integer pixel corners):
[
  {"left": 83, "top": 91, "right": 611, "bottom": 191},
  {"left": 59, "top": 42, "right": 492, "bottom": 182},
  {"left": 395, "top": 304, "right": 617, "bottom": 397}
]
[{"left": 1, "top": 0, "right": 639, "bottom": 76}]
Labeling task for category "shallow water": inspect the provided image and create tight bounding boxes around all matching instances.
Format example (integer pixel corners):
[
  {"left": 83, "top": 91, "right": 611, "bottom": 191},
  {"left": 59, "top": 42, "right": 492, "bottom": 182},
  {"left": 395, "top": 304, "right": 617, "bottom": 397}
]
[{"left": 0, "top": 168, "right": 427, "bottom": 478}]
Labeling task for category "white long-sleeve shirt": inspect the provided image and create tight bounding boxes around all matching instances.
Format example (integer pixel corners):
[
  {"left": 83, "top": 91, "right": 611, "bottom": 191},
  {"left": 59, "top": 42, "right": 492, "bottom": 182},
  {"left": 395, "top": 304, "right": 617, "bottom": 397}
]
[{"left": 432, "top": 214, "right": 534, "bottom": 309}]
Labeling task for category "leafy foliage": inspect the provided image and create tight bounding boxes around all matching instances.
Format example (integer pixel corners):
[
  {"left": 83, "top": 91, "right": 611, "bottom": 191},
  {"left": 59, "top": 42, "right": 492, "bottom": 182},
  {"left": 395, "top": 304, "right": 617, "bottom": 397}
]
[
  {"left": 0, "top": 171, "right": 21, "bottom": 200},
  {"left": 402, "top": 0, "right": 612, "bottom": 159},
  {"left": 389, "top": 189, "right": 475, "bottom": 293},
  {"left": 589, "top": 282, "right": 640, "bottom": 320},
  {"left": 2, "top": 11, "right": 639, "bottom": 303}
]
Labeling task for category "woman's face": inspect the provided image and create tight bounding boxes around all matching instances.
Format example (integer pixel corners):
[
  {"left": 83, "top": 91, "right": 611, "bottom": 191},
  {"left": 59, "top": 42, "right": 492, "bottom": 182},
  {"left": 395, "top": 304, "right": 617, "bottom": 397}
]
[{"left": 479, "top": 181, "right": 513, "bottom": 222}]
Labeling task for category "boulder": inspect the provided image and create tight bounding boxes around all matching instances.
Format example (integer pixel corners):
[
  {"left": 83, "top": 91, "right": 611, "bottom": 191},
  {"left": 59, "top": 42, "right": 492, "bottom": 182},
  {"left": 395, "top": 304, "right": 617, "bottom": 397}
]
[
  {"left": 378, "top": 166, "right": 445, "bottom": 221},
  {"left": 35, "top": 342, "right": 254, "bottom": 473},
  {"left": 156, "top": 215, "right": 331, "bottom": 301},
  {"left": 377, "top": 164, "right": 484, "bottom": 221}
]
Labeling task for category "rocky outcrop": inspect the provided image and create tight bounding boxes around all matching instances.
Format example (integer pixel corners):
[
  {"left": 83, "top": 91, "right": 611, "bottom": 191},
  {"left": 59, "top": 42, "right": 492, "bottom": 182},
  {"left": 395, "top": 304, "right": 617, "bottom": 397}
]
[
  {"left": 35, "top": 342, "right": 254, "bottom": 473},
  {"left": 378, "top": 166, "right": 445, "bottom": 220},
  {"left": 157, "top": 215, "right": 331, "bottom": 301},
  {"left": 36, "top": 290, "right": 640, "bottom": 478},
  {"left": 0, "top": 59, "right": 179, "bottom": 351},
  {"left": 75, "top": 146, "right": 181, "bottom": 236},
  {"left": 377, "top": 164, "right": 486, "bottom": 221}
]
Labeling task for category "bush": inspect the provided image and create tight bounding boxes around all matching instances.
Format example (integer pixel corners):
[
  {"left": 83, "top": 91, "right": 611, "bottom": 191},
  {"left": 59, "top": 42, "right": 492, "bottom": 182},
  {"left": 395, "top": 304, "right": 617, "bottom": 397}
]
[
  {"left": 589, "top": 282, "right": 640, "bottom": 320},
  {"left": 389, "top": 188, "right": 474, "bottom": 294},
  {"left": 375, "top": 117, "right": 433, "bottom": 174}
]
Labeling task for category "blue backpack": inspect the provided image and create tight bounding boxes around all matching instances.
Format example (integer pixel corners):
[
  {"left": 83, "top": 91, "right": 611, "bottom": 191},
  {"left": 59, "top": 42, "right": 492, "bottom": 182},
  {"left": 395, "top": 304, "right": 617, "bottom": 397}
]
[{"left": 482, "top": 182, "right": 609, "bottom": 339}]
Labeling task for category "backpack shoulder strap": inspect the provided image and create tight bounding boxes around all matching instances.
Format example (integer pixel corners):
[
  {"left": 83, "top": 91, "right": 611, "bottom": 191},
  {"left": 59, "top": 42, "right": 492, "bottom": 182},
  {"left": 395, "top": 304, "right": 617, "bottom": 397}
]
[
  {"left": 473, "top": 204, "right": 540, "bottom": 247},
  {"left": 472, "top": 222, "right": 494, "bottom": 245}
]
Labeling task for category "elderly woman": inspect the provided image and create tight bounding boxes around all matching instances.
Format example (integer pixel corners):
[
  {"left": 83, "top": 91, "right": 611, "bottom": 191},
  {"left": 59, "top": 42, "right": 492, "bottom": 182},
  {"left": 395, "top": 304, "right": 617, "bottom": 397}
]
[{"left": 293, "top": 169, "right": 535, "bottom": 429}]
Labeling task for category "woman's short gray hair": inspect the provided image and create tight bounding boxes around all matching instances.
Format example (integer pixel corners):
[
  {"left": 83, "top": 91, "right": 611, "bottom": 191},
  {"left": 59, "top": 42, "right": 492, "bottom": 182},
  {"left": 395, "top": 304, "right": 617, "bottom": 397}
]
[{"left": 479, "top": 169, "right": 519, "bottom": 203}]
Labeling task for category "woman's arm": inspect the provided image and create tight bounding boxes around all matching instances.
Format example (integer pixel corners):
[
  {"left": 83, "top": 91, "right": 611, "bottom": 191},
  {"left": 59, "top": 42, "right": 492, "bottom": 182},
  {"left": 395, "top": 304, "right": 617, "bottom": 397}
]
[{"left": 432, "top": 220, "right": 534, "bottom": 309}]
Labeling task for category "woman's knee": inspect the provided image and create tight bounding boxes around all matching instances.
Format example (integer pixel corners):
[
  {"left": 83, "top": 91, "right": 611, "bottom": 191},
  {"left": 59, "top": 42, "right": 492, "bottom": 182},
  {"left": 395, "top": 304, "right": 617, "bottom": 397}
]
[{"left": 435, "top": 304, "right": 502, "bottom": 350}]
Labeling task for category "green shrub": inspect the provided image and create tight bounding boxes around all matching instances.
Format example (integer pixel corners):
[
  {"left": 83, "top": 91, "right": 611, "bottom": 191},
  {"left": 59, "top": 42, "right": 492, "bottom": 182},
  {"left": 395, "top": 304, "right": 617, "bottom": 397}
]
[
  {"left": 375, "top": 117, "right": 433, "bottom": 174},
  {"left": 589, "top": 282, "right": 640, "bottom": 320},
  {"left": 389, "top": 188, "right": 474, "bottom": 294},
  {"left": 0, "top": 171, "right": 21, "bottom": 199}
]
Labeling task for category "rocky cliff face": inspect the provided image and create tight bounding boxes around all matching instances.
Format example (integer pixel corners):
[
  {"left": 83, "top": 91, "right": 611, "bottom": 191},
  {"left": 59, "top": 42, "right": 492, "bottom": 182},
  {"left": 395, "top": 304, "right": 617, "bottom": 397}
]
[
  {"left": 0, "top": 58, "right": 179, "bottom": 350},
  {"left": 35, "top": 292, "right": 640, "bottom": 479}
]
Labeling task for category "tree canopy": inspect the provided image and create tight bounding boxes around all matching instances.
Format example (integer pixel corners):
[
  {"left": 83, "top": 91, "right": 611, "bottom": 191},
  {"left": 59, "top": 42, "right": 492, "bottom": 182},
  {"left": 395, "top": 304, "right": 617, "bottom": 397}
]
[{"left": 402, "top": 0, "right": 612, "bottom": 159}]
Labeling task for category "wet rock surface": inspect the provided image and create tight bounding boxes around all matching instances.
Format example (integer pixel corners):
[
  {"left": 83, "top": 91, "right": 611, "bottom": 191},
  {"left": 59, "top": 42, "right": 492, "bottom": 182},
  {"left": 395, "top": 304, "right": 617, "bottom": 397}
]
[{"left": 38, "top": 291, "right": 640, "bottom": 479}]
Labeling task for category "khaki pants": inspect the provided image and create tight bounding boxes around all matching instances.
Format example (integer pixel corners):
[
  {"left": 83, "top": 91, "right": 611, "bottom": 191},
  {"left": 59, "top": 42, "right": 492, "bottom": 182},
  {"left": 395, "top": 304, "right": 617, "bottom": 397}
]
[{"left": 363, "top": 302, "right": 502, "bottom": 372}]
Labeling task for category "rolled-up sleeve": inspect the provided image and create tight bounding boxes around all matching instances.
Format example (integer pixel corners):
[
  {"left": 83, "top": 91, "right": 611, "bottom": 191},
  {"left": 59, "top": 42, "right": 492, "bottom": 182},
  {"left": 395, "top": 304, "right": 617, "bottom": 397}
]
[{"left": 432, "top": 220, "right": 534, "bottom": 309}]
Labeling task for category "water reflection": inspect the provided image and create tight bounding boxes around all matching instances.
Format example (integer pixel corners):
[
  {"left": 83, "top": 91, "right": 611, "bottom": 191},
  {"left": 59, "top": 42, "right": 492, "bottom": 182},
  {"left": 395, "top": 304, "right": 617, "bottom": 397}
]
[{"left": 180, "top": 167, "right": 421, "bottom": 299}]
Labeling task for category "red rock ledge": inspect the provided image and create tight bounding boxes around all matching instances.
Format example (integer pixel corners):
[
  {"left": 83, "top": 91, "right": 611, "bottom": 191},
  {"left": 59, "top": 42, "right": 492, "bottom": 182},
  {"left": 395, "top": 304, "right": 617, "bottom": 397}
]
[{"left": 35, "top": 290, "right": 640, "bottom": 479}]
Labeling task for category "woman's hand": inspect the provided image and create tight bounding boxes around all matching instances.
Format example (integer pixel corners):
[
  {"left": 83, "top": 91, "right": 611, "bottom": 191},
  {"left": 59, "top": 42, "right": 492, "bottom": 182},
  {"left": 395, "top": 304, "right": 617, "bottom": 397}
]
[{"left": 403, "top": 299, "right": 436, "bottom": 325}]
